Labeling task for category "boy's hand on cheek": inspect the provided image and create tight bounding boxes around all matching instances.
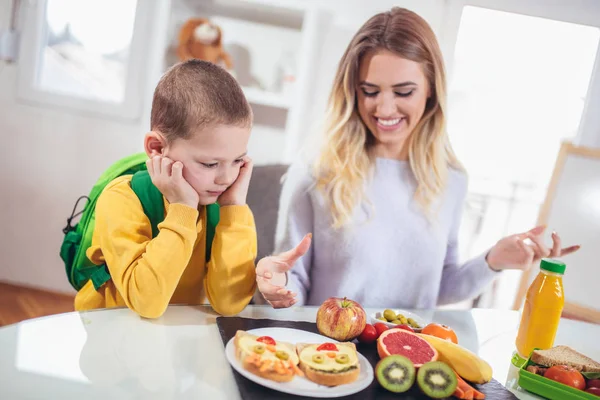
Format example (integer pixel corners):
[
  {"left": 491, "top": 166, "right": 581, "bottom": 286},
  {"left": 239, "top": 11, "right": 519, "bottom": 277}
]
[
  {"left": 218, "top": 157, "right": 253, "bottom": 206},
  {"left": 147, "top": 156, "right": 199, "bottom": 209}
]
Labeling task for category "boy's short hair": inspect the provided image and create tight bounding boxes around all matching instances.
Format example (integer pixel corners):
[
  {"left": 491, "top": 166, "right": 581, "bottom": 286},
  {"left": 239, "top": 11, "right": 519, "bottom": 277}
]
[{"left": 151, "top": 59, "right": 252, "bottom": 142}]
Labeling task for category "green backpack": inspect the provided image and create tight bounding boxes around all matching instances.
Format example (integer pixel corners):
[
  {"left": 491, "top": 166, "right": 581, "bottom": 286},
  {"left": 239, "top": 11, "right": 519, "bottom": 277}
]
[{"left": 60, "top": 153, "right": 220, "bottom": 291}]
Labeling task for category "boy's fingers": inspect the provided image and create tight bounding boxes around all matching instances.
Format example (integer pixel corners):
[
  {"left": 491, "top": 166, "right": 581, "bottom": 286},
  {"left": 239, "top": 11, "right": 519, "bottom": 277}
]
[
  {"left": 236, "top": 157, "right": 254, "bottom": 183},
  {"left": 152, "top": 155, "right": 162, "bottom": 175},
  {"left": 146, "top": 159, "right": 154, "bottom": 176},
  {"left": 171, "top": 162, "right": 183, "bottom": 181},
  {"left": 161, "top": 157, "right": 174, "bottom": 176},
  {"left": 242, "top": 156, "right": 253, "bottom": 171}
]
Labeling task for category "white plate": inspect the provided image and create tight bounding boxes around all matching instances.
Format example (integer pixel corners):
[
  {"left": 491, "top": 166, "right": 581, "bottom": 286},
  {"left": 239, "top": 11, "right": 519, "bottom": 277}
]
[
  {"left": 369, "top": 309, "right": 428, "bottom": 330},
  {"left": 224, "top": 327, "right": 374, "bottom": 398}
]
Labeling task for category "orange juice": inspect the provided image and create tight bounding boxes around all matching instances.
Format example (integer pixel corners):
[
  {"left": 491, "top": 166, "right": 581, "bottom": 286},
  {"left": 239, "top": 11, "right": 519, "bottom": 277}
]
[{"left": 515, "top": 258, "right": 565, "bottom": 359}]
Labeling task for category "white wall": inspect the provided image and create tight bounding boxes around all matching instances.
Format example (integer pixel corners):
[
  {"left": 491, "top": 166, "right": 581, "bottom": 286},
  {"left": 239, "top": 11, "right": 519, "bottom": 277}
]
[
  {"left": 0, "top": 0, "right": 597, "bottom": 295},
  {"left": 0, "top": 0, "right": 442, "bottom": 294},
  {"left": 0, "top": 62, "right": 144, "bottom": 293},
  {"left": 0, "top": 0, "right": 163, "bottom": 293},
  {"left": 579, "top": 45, "right": 600, "bottom": 148}
]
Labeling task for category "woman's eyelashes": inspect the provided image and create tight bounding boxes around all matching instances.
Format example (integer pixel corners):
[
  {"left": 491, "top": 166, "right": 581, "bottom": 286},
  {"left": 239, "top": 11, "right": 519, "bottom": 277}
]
[{"left": 360, "top": 88, "right": 414, "bottom": 98}]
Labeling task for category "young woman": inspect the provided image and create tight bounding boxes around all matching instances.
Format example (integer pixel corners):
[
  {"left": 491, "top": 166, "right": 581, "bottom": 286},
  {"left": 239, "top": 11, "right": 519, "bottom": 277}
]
[{"left": 256, "top": 7, "right": 579, "bottom": 308}]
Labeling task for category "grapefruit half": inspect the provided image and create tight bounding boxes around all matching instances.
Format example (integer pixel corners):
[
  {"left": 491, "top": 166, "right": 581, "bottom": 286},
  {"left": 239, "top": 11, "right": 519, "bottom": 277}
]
[{"left": 377, "top": 328, "right": 438, "bottom": 367}]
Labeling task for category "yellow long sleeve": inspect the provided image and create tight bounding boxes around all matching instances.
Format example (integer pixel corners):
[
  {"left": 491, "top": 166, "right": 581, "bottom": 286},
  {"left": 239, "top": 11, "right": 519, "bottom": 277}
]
[
  {"left": 74, "top": 175, "right": 257, "bottom": 318},
  {"left": 205, "top": 206, "right": 257, "bottom": 315}
]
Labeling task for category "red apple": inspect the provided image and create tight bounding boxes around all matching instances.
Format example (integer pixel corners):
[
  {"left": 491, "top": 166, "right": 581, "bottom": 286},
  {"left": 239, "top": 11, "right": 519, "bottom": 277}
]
[{"left": 316, "top": 297, "right": 366, "bottom": 341}]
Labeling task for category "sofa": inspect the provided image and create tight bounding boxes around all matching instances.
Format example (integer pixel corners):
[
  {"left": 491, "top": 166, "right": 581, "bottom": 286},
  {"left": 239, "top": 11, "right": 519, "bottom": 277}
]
[
  {"left": 246, "top": 164, "right": 289, "bottom": 263},
  {"left": 246, "top": 164, "right": 290, "bottom": 305}
]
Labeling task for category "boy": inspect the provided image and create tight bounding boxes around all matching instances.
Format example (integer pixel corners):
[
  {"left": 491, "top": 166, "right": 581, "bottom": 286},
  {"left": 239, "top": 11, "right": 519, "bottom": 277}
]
[{"left": 74, "top": 60, "right": 258, "bottom": 318}]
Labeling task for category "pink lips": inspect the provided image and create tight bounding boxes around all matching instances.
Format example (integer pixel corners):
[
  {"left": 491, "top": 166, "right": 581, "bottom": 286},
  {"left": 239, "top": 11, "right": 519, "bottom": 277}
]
[{"left": 207, "top": 190, "right": 224, "bottom": 196}]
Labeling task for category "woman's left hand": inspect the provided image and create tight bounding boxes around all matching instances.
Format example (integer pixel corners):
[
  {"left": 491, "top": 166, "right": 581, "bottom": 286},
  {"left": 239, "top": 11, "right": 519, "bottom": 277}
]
[{"left": 486, "top": 225, "right": 580, "bottom": 271}]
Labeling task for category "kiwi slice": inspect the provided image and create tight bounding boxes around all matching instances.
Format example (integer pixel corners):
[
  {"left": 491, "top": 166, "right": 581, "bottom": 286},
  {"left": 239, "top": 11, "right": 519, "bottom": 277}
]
[
  {"left": 416, "top": 361, "right": 458, "bottom": 399},
  {"left": 376, "top": 355, "right": 415, "bottom": 393}
]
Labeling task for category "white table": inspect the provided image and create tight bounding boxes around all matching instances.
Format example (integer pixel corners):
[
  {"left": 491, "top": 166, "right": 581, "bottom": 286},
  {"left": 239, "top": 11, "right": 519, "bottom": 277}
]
[{"left": 0, "top": 305, "right": 598, "bottom": 399}]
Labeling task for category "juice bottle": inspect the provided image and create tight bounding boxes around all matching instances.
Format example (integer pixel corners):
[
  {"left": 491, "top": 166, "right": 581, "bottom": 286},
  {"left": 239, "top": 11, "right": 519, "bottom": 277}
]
[{"left": 515, "top": 258, "right": 565, "bottom": 360}]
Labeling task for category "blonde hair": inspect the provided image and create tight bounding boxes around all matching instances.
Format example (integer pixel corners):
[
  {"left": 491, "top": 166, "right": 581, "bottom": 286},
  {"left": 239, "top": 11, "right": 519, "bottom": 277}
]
[{"left": 313, "top": 7, "right": 464, "bottom": 228}]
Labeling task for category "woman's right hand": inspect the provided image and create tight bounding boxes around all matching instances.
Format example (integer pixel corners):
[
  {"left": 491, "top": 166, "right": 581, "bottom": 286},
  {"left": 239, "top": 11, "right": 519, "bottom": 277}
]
[
  {"left": 256, "top": 234, "right": 312, "bottom": 308},
  {"left": 147, "top": 156, "right": 199, "bottom": 209}
]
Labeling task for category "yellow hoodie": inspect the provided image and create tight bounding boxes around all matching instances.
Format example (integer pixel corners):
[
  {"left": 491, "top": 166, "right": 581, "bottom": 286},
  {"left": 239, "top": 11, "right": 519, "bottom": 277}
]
[{"left": 74, "top": 175, "right": 257, "bottom": 318}]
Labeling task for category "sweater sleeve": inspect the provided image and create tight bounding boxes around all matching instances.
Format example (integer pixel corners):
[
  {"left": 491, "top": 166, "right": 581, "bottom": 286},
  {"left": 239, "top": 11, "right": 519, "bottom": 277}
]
[
  {"left": 274, "top": 163, "right": 315, "bottom": 305},
  {"left": 90, "top": 177, "right": 199, "bottom": 319},
  {"left": 437, "top": 174, "right": 500, "bottom": 305},
  {"left": 204, "top": 205, "right": 257, "bottom": 316}
]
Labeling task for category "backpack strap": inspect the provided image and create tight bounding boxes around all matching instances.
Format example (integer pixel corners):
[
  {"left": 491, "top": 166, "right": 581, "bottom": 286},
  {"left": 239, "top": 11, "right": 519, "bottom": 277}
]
[
  {"left": 205, "top": 203, "right": 220, "bottom": 263},
  {"left": 91, "top": 171, "right": 219, "bottom": 289},
  {"left": 131, "top": 170, "right": 164, "bottom": 239},
  {"left": 90, "top": 171, "right": 164, "bottom": 291},
  {"left": 130, "top": 171, "right": 220, "bottom": 262},
  {"left": 90, "top": 265, "right": 112, "bottom": 291}
]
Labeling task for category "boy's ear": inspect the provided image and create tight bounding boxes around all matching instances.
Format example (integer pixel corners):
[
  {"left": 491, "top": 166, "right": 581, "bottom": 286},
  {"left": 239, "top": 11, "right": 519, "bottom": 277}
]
[{"left": 144, "top": 131, "right": 167, "bottom": 157}]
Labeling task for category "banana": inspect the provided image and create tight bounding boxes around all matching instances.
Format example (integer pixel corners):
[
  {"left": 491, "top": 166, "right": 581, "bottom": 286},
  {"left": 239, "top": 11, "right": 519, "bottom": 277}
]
[{"left": 417, "top": 333, "right": 493, "bottom": 384}]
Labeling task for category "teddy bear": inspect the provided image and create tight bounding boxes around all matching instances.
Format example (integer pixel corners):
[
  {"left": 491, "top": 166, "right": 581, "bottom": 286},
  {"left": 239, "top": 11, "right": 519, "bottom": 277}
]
[{"left": 177, "top": 18, "right": 233, "bottom": 71}]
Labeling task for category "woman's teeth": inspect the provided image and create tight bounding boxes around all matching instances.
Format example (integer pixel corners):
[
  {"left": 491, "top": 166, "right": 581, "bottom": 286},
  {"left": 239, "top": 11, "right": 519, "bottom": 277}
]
[{"left": 377, "top": 118, "right": 402, "bottom": 126}]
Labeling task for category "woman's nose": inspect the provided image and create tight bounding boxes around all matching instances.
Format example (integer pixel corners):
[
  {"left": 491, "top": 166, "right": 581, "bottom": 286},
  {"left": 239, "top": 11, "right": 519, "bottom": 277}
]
[{"left": 376, "top": 93, "right": 397, "bottom": 116}]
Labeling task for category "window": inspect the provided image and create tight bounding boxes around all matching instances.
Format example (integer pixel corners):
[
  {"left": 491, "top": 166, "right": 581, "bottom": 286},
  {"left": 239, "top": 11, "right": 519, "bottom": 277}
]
[
  {"left": 445, "top": 4, "right": 600, "bottom": 308},
  {"left": 39, "top": 0, "right": 137, "bottom": 103},
  {"left": 17, "top": 0, "right": 158, "bottom": 120}
]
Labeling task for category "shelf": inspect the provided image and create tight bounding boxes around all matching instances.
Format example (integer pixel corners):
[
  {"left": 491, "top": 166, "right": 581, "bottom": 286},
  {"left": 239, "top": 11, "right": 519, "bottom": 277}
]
[
  {"left": 181, "top": 0, "right": 304, "bottom": 29},
  {"left": 242, "top": 86, "right": 291, "bottom": 109}
]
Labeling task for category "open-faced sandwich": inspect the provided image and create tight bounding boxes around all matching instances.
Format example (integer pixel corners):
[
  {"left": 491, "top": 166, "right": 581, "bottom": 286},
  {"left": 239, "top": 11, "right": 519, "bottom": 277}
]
[
  {"left": 296, "top": 342, "right": 360, "bottom": 386},
  {"left": 234, "top": 330, "right": 303, "bottom": 382}
]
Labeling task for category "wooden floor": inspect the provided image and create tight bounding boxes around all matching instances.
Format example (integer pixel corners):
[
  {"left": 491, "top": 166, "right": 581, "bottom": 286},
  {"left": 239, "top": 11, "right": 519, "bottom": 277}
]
[{"left": 0, "top": 282, "right": 75, "bottom": 327}]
